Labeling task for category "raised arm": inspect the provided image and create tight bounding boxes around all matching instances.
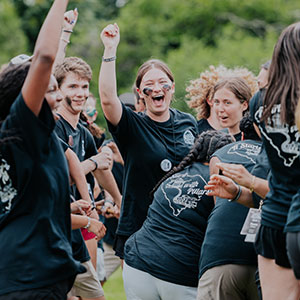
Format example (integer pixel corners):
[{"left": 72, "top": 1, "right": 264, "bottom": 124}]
[
  {"left": 98, "top": 23, "right": 122, "bottom": 126},
  {"left": 52, "top": 8, "right": 78, "bottom": 72},
  {"left": 22, "top": 0, "right": 68, "bottom": 116}
]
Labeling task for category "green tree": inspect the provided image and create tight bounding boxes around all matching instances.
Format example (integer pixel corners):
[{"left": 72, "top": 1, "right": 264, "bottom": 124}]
[{"left": 0, "top": 0, "right": 28, "bottom": 66}]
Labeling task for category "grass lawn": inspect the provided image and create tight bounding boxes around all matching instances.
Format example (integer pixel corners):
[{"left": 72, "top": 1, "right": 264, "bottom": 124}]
[{"left": 103, "top": 267, "right": 126, "bottom": 300}]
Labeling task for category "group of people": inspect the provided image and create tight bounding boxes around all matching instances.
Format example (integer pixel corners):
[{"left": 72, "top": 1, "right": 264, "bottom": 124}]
[{"left": 0, "top": 1, "right": 300, "bottom": 300}]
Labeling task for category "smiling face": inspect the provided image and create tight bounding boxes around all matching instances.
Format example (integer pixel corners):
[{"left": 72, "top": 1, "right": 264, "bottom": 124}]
[
  {"left": 213, "top": 87, "right": 248, "bottom": 135},
  {"left": 138, "top": 68, "right": 174, "bottom": 121},
  {"left": 59, "top": 72, "right": 90, "bottom": 115},
  {"left": 45, "top": 75, "right": 63, "bottom": 111}
]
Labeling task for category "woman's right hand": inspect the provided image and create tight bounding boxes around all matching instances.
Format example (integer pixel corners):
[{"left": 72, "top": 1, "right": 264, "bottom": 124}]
[{"left": 100, "top": 23, "right": 120, "bottom": 49}]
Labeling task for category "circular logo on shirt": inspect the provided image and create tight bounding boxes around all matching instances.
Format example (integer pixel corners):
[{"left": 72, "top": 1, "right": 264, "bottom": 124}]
[
  {"left": 183, "top": 130, "right": 195, "bottom": 145},
  {"left": 160, "top": 159, "right": 172, "bottom": 172}
]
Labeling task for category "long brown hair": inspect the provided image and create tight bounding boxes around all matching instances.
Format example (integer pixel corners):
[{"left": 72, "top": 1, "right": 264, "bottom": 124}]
[{"left": 262, "top": 22, "right": 300, "bottom": 125}]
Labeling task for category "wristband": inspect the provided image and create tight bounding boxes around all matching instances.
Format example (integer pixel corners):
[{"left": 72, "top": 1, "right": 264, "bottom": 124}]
[
  {"left": 83, "top": 216, "right": 91, "bottom": 229},
  {"left": 88, "top": 157, "right": 98, "bottom": 171},
  {"left": 229, "top": 184, "right": 242, "bottom": 202},
  {"left": 63, "top": 29, "right": 73, "bottom": 33},
  {"left": 104, "top": 198, "right": 115, "bottom": 206},
  {"left": 102, "top": 56, "right": 116, "bottom": 62}
]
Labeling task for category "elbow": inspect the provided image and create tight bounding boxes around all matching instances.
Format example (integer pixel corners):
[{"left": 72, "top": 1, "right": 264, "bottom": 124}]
[{"left": 34, "top": 50, "right": 55, "bottom": 67}]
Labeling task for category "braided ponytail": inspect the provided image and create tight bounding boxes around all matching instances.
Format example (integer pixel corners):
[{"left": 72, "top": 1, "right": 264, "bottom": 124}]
[{"left": 150, "top": 130, "right": 233, "bottom": 198}]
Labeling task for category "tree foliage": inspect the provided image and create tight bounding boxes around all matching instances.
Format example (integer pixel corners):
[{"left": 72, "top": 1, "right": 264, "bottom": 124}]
[{"left": 1, "top": 0, "right": 300, "bottom": 128}]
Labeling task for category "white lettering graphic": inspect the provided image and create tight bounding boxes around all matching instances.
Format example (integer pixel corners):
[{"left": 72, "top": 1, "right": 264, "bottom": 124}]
[
  {"left": 0, "top": 158, "right": 17, "bottom": 213},
  {"left": 254, "top": 105, "right": 300, "bottom": 167},
  {"left": 161, "top": 171, "right": 208, "bottom": 216}
]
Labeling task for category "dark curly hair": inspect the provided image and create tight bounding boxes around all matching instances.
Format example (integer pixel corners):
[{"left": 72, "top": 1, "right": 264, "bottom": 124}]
[
  {"left": 0, "top": 62, "right": 30, "bottom": 121},
  {"left": 150, "top": 130, "right": 234, "bottom": 197}
]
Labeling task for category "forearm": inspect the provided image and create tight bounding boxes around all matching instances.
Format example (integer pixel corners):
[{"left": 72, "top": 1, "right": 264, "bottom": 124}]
[
  {"left": 34, "top": 0, "right": 68, "bottom": 59},
  {"left": 236, "top": 187, "right": 256, "bottom": 208},
  {"left": 52, "top": 31, "right": 71, "bottom": 72},
  {"left": 71, "top": 214, "right": 90, "bottom": 230},
  {"left": 93, "top": 169, "right": 122, "bottom": 208}
]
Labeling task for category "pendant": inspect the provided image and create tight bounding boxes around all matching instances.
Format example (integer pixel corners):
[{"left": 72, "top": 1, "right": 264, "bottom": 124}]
[{"left": 160, "top": 159, "right": 172, "bottom": 172}]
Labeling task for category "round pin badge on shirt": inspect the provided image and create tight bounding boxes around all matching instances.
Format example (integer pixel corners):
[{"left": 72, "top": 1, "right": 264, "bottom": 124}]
[{"left": 160, "top": 159, "right": 172, "bottom": 172}]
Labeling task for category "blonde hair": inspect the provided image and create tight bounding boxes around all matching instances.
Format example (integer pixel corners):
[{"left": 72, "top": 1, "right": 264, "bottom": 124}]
[{"left": 186, "top": 65, "right": 258, "bottom": 120}]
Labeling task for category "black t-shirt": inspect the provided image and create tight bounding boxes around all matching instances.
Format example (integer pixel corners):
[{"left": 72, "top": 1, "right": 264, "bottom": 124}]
[
  {"left": 55, "top": 115, "right": 98, "bottom": 262},
  {"left": 103, "top": 161, "right": 123, "bottom": 246},
  {"left": 199, "top": 140, "right": 262, "bottom": 278},
  {"left": 107, "top": 104, "right": 198, "bottom": 236},
  {"left": 124, "top": 163, "right": 214, "bottom": 287},
  {"left": 251, "top": 98, "right": 300, "bottom": 229},
  {"left": 197, "top": 118, "right": 215, "bottom": 134},
  {"left": 0, "top": 94, "right": 83, "bottom": 295}
]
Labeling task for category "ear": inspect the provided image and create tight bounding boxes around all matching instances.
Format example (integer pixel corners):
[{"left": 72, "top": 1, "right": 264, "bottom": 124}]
[
  {"left": 137, "top": 88, "right": 144, "bottom": 100},
  {"left": 171, "top": 82, "right": 175, "bottom": 95},
  {"left": 206, "top": 97, "right": 213, "bottom": 107},
  {"left": 242, "top": 101, "right": 248, "bottom": 112}
]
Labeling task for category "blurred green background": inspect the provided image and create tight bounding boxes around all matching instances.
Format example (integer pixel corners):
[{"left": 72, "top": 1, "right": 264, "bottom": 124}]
[{"left": 1, "top": 0, "right": 299, "bottom": 131}]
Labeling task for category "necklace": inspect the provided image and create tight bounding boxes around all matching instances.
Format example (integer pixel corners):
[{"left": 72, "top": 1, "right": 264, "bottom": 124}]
[{"left": 148, "top": 110, "right": 177, "bottom": 172}]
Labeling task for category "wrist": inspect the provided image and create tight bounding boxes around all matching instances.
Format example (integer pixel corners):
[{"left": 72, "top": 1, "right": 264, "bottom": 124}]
[
  {"left": 229, "top": 184, "right": 242, "bottom": 202},
  {"left": 83, "top": 216, "right": 91, "bottom": 230},
  {"left": 88, "top": 157, "right": 98, "bottom": 172},
  {"left": 249, "top": 175, "right": 256, "bottom": 193}
]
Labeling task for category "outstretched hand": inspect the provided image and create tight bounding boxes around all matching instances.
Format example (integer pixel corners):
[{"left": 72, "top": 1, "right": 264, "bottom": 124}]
[
  {"left": 205, "top": 174, "right": 239, "bottom": 199},
  {"left": 100, "top": 23, "right": 120, "bottom": 49},
  {"left": 216, "top": 162, "right": 252, "bottom": 189}
]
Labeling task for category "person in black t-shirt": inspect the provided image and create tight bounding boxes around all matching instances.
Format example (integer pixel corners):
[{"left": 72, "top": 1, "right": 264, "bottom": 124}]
[
  {"left": 55, "top": 56, "right": 122, "bottom": 300},
  {"left": 122, "top": 130, "right": 233, "bottom": 300},
  {"left": 99, "top": 23, "right": 198, "bottom": 260},
  {"left": 246, "top": 24, "right": 300, "bottom": 300},
  {"left": 0, "top": 1, "right": 84, "bottom": 299}
]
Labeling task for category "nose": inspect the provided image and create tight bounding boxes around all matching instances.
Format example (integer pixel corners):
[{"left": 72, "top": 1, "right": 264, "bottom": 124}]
[
  {"left": 56, "top": 90, "right": 63, "bottom": 102},
  {"left": 152, "top": 81, "right": 162, "bottom": 92}
]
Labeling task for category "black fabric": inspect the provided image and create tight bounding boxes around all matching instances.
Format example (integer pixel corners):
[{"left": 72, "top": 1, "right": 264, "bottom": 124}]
[
  {"left": 103, "top": 161, "right": 123, "bottom": 246},
  {"left": 107, "top": 103, "right": 198, "bottom": 238},
  {"left": 197, "top": 118, "right": 215, "bottom": 134},
  {"left": 113, "top": 234, "right": 129, "bottom": 259},
  {"left": 125, "top": 163, "right": 214, "bottom": 287},
  {"left": 0, "top": 94, "right": 82, "bottom": 295},
  {"left": 0, "top": 277, "right": 74, "bottom": 300},
  {"left": 55, "top": 115, "right": 98, "bottom": 263},
  {"left": 250, "top": 91, "right": 300, "bottom": 230},
  {"left": 286, "top": 231, "right": 300, "bottom": 279},
  {"left": 199, "top": 140, "right": 263, "bottom": 278},
  {"left": 254, "top": 225, "right": 291, "bottom": 268}
]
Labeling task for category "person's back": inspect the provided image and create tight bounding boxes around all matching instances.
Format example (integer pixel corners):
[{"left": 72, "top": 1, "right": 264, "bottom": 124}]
[{"left": 198, "top": 139, "right": 262, "bottom": 300}]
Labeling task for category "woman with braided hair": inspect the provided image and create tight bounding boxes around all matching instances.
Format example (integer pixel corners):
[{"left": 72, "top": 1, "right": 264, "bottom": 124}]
[{"left": 121, "top": 130, "right": 233, "bottom": 300}]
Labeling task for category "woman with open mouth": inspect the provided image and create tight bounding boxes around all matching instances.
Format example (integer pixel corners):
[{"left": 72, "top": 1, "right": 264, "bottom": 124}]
[
  {"left": 98, "top": 23, "right": 198, "bottom": 265},
  {"left": 213, "top": 77, "right": 252, "bottom": 141}
]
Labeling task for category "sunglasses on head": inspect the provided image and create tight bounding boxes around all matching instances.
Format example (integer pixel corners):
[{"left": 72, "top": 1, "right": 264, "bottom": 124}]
[
  {"left": 9, "top": 54, "right": 33, "bottom": 66},
  {"left": 143, "top": 84, "right": 171, "bottom": 96}
]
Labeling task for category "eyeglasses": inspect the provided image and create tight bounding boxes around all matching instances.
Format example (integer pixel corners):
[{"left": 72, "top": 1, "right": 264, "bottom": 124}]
[
  {"left": 143, "top": 84, "right": 171, "bottom": 96},
  {"left": 9, "top": 54, "right": 33, "bottom": 66}
]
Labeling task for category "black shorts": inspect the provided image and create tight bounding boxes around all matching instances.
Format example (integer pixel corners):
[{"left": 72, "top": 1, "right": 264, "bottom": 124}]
[
  {"left": 286, "top": 231, "right": 300, "bottom": 279},
  {"left": 0, "top": 277, "right": 75, "bottom": 300},
  {"left": 113, "top": 234, "right": 129, "bottom": 259},
  {"left": 254, "top": 224, "right": 291, "bottom": 268}
]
